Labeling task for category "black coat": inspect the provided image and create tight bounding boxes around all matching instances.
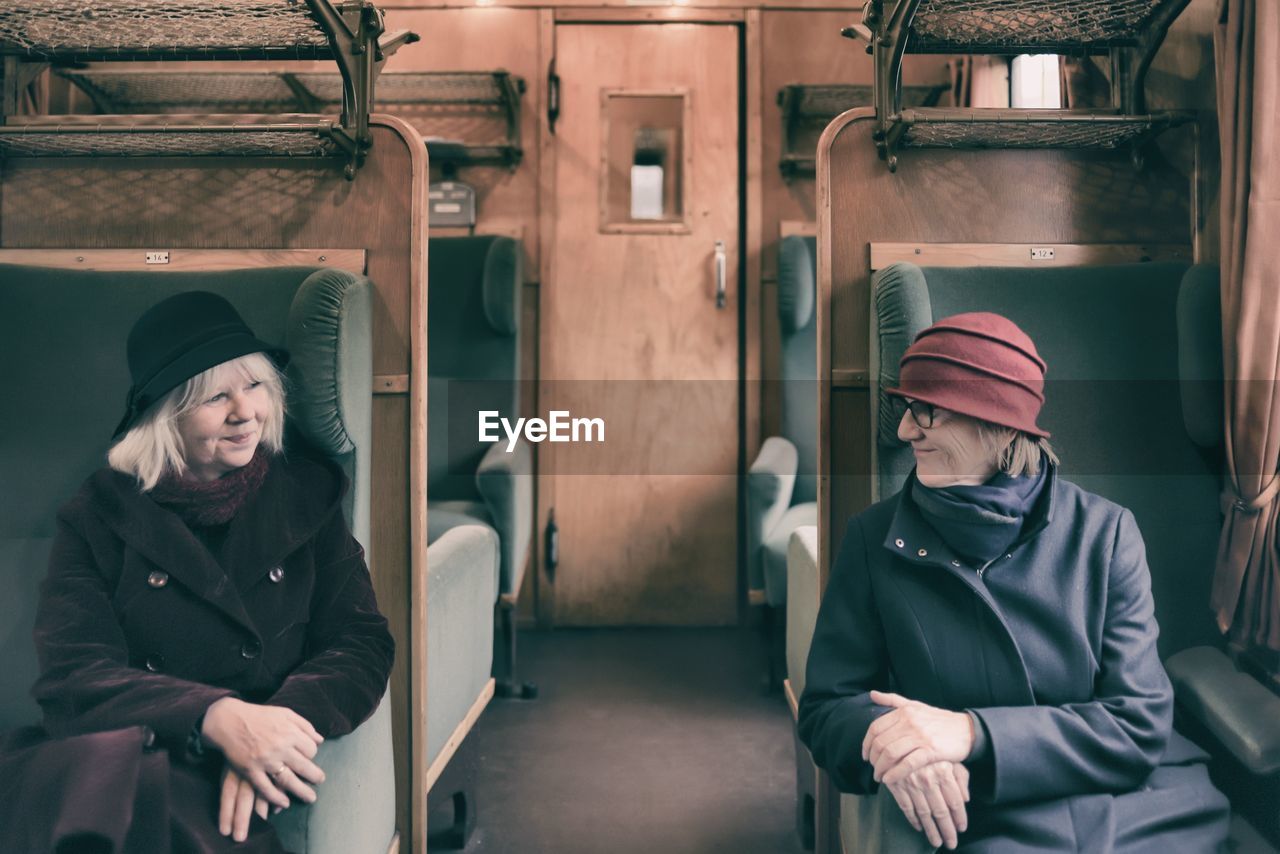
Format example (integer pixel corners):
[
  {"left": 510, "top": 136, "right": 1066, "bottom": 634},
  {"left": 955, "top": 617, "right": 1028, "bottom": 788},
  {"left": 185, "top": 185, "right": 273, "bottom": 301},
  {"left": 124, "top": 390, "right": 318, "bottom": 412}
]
[
  {"left": 799, "top": 468, "right": 1230, "bottom": 853},
  {"left": 0, "top": 450, "right": 394, "bottom": 853}
]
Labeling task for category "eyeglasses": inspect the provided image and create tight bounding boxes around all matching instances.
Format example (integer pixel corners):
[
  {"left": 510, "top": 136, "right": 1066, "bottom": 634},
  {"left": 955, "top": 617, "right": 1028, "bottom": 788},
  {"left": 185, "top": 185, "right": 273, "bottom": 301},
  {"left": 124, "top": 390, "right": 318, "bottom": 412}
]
[{"left": 902, "top": 398, "right": 937, "bottom": 429}]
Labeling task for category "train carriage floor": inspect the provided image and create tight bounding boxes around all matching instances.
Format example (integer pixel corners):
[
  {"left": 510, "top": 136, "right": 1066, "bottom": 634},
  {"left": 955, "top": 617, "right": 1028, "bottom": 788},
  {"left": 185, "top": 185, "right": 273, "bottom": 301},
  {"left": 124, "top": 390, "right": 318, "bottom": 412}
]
[
  {"left": 427, "top": 627, "right": 1280, "bottom": 854},
  {"left": 428, "top": 627, "right": 806, "bottom": 854}
]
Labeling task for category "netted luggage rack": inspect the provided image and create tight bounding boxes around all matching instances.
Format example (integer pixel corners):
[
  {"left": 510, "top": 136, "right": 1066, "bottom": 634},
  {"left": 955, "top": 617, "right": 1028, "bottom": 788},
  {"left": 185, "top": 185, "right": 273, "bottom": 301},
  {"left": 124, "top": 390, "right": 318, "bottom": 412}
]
[
  {"left": 0, "top": 117, "right": 341, "bottom": 158},
  {"left": 843, "top": 0, "right": 1193, "bottom": 171},
  {"left": 778, "top": 82, "right": 948, "bottom": 177},
  {"left": 0, "top": 0, "right": 418, "bottom": 177},
  {"left": 54, "top": 68, "right": 526, "bottom": 169}
]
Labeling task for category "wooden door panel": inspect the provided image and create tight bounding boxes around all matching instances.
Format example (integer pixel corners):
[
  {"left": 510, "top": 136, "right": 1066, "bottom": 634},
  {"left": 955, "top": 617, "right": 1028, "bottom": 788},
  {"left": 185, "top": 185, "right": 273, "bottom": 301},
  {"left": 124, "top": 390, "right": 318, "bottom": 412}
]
[{"left": 548, "top": 23, "right": 739, "bottom": 625}]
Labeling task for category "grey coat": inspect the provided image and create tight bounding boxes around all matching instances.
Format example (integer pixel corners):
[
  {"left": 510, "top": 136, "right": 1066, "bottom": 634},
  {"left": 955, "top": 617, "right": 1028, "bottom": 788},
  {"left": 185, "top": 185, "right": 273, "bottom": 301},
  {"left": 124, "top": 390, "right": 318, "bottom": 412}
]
[{"left": 798, "top": 467, "right": 1230, "bottom": 852}]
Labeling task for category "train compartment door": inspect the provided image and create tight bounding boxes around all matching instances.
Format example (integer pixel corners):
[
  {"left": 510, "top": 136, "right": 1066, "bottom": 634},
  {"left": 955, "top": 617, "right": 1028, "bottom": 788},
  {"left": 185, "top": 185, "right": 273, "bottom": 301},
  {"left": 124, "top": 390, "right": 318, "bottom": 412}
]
[{"left": 545, "top": 23, "right": 740, "bottom": 625}]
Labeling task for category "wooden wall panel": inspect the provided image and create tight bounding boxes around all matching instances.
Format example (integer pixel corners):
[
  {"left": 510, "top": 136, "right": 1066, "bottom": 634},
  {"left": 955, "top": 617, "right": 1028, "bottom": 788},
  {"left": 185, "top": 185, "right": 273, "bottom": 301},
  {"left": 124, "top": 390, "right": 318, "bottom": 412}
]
[
  {"left": 383, "top": 8, "right": 542, "bottom": 278},
  {"left": 0, "top": 119, "right": 429, "bottom": 848},
  {"left": 756, "top": 12, "right": 951, "bottom": 444},
  {"left": 758, "top": 10, "right": 862, "bottom": 445}
]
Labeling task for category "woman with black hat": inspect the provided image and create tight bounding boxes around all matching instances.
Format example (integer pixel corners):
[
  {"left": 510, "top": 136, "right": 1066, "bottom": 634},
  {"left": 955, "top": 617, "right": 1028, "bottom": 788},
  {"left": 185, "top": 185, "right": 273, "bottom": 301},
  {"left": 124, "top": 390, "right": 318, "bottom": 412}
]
[
  {"left": 798, "top": 313, "right": 1230, "bottom": 852},
  {"left": 1, "top": 291, "right": 394, "bottom": 852}
]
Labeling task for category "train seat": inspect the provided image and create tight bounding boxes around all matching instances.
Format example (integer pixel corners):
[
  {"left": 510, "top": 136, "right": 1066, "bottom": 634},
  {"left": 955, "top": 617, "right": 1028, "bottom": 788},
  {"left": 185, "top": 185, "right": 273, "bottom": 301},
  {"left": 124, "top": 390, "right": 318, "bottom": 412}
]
[
  {"left": 748, "top": 234, "right": 819, "bottom": 611},
  {"left": 823, "top": 258, "right": 1279, "bottom": 849},
  {"left": 0, "top": 262, "right": 395, "bottom": 854},
  {"left": 786, "top": 524, "right": 820, "bottom": 849},
  {"left": 427, "top": 235, "right": 534, "bottom": 696},
  {"left": 425, "top": 523, "right": 500, "bottom": 847},
  {"left": 873, "top": 259, "right": 1222, "bottom": 654}
]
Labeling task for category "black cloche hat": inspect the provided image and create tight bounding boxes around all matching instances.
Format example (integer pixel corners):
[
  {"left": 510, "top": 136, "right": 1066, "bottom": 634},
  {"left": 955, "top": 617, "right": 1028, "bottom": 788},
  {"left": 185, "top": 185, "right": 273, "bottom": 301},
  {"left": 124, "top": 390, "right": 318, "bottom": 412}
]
[{"left": 113, "top": 291, "right": 289, "bottom": 439}]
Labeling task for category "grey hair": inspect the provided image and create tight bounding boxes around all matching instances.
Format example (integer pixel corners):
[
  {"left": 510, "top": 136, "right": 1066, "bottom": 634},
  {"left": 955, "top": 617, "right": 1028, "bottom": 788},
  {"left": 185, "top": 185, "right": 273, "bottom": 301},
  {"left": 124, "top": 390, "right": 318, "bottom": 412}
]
[
  {"left": 107, "top": 352, "right": 286, "bottom": 491},
  {"left": 975, "top": 420, "right": 1059, "bottom": 477}
]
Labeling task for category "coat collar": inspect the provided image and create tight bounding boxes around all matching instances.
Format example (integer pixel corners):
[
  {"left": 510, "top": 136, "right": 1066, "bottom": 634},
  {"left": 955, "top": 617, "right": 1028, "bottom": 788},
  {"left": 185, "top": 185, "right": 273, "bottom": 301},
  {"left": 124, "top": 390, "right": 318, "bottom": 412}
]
[
  {"left": 883, "top": 464, "right": 1058, "bottom": 570},
  {"left": 84, "top": 450, "right": 343, "bottom": 633},
  {"left": 882, "top": 466, "right": 1060, "bottom": 707}
]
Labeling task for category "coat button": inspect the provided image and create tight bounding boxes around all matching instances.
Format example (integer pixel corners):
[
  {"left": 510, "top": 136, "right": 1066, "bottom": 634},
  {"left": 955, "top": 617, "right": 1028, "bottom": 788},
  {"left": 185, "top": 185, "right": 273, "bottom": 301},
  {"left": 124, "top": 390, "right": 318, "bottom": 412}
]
[
  {"left": 951, "top": 559, "right": 961, "bottom": 567},
  {"left": 145, "top": 654, "right": 165, "bottom": 673},
  {"left": 268, "top": 566, "right": 285, "bottom": 584},
  {"left": 141, "top": 726, "right": 157, "bottom": 750},
  {"left": 1005, "top": 554, "right": 1013, "bottom": 560},
  {"left": 894, "top": 539, "right": 905, "bottom": 548},
  {"left": 917, "top": 548, "right": 928, "bottom": 557},
  {"left": 147, "top": 570, "right": 169, "bottom": 589},
  {"left": 240, "top": 639, "right": 262, "bottom": 660}
]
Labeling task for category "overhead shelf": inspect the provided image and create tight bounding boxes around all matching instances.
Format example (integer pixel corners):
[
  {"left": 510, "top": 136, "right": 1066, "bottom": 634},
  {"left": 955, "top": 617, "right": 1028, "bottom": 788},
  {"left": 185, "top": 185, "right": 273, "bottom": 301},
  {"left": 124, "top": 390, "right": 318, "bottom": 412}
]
[
  {"left": 844, "top": 0, "right": 1194, "bottom": 171},
  {"left": 893, "top": 108, "right": 1193, "bottom": 150},
  {"left": 56, "top": 68, "right": 526, "bottom": 169},
  {"left": 1, "top": 1, "right": 420, "bottom": 179},
  {"left": 57, "top": 70, "right": 306, "bottom": 114},
  {"left": 908, "top": 0, "right": 1177, "bottom": 54},
  {"left": 778, "top": 82, "right": 948, "bottom": 177},
  {"left": 0, "top": 118, "right": 345, "bottom": 159},
  {"left": 0, "top": 0, "right": 332, "bottom": 62}
]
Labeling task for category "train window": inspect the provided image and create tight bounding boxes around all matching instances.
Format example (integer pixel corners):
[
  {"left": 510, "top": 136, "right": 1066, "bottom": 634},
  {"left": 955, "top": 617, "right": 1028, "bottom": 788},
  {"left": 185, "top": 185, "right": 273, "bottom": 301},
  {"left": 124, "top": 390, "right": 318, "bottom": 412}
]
[
  {"left": 599, "top": 90, "right": 689, "bottom": 233},
  {"left": 1010, "top": 55, "right": 1063, "bottom": 108}
]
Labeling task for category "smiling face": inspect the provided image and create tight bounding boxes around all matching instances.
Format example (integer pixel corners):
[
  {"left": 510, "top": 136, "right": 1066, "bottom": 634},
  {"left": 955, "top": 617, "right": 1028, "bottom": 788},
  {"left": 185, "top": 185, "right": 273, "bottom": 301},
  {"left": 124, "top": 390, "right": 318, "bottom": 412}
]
[
  {"left": 897, "top": 403, "right": 1004, "bottom": 488},
  {"left": 175, "top": 361, "right": 272, "bottom": 482}
]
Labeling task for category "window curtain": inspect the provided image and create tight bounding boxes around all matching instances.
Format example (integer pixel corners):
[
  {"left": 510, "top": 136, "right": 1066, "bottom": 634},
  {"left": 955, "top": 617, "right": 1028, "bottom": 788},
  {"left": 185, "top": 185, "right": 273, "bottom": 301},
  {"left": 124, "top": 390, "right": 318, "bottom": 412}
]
[{"left": 1212, "top": 0, "right": 1280, "bottom": 654}]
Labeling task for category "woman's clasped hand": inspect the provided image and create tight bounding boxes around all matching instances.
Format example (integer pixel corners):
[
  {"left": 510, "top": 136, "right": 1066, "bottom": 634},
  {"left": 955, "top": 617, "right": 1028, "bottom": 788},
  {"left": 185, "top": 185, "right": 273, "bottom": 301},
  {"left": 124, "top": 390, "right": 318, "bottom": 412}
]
[
  {"left": 863, "top": 690, "right": 975, "bottom": 850},
  {"left": 201, "top": 696, "right": 327, "bottom": 841}
]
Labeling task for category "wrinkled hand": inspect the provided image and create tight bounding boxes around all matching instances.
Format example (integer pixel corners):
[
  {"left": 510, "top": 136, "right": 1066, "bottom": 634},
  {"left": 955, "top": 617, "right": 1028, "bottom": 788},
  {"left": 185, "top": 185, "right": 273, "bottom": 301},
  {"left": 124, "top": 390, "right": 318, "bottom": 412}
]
[
  {"left": 218, "top": 764, "right": 278, "bottom": 842},
  {"left": 863, "top": 690, "right": 974, "bottom": 785},
  {"left": 883, "top": 760, "right": 970, "bottom": 850},
  {"left": 202, "top": 697, "right": 326, "bottom": 809}
]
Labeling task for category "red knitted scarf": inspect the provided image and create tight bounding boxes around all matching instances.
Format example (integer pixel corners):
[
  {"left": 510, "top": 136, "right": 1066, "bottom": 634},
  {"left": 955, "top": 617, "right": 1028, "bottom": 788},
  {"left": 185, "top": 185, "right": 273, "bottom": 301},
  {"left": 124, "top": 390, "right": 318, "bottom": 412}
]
[{"left": 150, "top": 446, "right": 271, "bottom": 527}]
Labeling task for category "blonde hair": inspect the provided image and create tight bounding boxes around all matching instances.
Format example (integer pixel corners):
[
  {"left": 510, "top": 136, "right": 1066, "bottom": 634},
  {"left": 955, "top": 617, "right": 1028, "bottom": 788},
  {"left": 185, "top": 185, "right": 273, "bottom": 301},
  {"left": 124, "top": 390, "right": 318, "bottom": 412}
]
[
  {"left": 975, "top": 420, "right": 1059, "bottom": 478},
  {"left": 108, "top": 353, "right": 286, "bottom": 491}
]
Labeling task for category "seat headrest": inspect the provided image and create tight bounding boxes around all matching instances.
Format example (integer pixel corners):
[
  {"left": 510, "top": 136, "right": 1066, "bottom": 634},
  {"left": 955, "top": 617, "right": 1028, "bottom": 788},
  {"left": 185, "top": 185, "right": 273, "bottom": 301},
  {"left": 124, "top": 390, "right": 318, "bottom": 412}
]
[
  {"left": 1177, "top": 264, "right": 1224, "bottom": 448},
  {"left": 482, "top": 237, "right": 522, "bottom": 336},
  {"left": 777, "top": 235, "right": 816, "bottom": 333},
  {"left": 285, "top": 268, "right": 373, "bottom": 457},
  {"left": 872, "top": 261, "right": 933, "bottom": 447}
]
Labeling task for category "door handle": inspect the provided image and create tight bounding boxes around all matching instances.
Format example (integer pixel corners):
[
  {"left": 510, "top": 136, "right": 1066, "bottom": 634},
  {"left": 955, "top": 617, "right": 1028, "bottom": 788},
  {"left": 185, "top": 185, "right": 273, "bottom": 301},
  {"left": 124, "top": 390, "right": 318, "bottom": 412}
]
[
  {"left": 547, "top": 58, "right": 560, "bottom": 136},
  {"left": 714, "top": 240, "right": 727, "bottom": 309}
]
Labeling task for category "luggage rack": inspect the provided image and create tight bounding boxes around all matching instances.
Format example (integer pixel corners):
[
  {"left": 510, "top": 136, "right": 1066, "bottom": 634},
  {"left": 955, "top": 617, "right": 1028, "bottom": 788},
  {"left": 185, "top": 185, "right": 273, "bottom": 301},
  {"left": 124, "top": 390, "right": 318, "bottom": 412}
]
[
  {"left": 300, "top": 70, "right": 526, "bottom": 169},
  {"left": 0, "top": 117, "right": 342, "bottom": 158},
  {"left": 892, "top": 108, "right": 1194, "bottom": 150},
  {"left": 843, "top": 0, "right": 1193, "bottom": 171},
  {"left": 53, "top": 68, "right": 526, "bottom": 169},
  {"left": 0, "top": 0, "right": 419, "bottom": 178},
  {"left": 778, "top": 82, "right": 948, "bottom": 177}
]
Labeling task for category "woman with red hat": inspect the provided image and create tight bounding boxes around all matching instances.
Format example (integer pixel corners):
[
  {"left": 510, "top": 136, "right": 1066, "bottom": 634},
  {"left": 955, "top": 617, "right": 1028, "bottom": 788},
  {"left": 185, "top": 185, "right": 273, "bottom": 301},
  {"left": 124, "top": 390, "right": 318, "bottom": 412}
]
[
  {"left": 0, "top": 291, "right": 394, "bottom": 852},
  {"left": 798, "top": 313, "right": 1230, "bottom": 852}
]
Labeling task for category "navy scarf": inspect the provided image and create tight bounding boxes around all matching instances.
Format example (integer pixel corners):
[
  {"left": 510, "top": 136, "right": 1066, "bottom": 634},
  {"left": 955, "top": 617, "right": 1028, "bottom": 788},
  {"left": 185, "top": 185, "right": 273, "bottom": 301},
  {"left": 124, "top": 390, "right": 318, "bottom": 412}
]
[{"left": 910, "top": 463, "right": 1048, "bottom": 566}]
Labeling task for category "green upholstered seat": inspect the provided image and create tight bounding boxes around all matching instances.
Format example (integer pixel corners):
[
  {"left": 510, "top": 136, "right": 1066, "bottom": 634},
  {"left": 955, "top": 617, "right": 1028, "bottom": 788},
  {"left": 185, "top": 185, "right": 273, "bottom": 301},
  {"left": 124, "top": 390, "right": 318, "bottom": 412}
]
[
  {"left": 855, "top": 260, "right": 1268, "bottom": 851},
  {"left": 0, "top": 263, "right": 393, "bottom": 854},
  {"left": 872, "top": 260, "right": 1222, "bottom": 657},
  {"left": 786, "top": 525, "right": 820, "bottom": 704},
  {"left": 426, "top": 525, "right": 499, "bottom": 768},
  {"left": 427, "top": 236, "right": 531, "bottom": 603},
  {"left": 765, "top": 503, "right": 819, "bottom": 611},
  {"left": 748, "top": 235, "right": 819, "bottom": 607}
]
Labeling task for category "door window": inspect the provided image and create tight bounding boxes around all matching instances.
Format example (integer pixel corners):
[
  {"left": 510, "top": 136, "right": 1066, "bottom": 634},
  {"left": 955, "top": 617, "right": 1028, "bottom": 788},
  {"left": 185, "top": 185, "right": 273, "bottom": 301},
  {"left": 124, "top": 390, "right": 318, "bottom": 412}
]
[{"left": 599, "top": 90, "right": 689, "bottom": 233}]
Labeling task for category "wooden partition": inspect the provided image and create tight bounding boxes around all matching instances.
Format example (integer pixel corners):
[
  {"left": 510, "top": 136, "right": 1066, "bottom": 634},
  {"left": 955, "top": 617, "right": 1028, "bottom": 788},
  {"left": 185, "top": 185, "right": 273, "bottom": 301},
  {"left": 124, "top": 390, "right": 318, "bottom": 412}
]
[
  {"left": 0, "top": 116, "right": 430, "bottom": 851},
  {"left": 814, "top": 109, "right": 1197, "bottom": 853}
]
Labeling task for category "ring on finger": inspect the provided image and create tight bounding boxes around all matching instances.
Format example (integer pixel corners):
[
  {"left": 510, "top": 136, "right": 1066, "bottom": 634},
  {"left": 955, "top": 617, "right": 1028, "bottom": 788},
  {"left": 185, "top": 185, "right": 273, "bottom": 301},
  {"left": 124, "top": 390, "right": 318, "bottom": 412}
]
[{"left": 270, "top": 763, "right": 286, "bottom": 779}]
